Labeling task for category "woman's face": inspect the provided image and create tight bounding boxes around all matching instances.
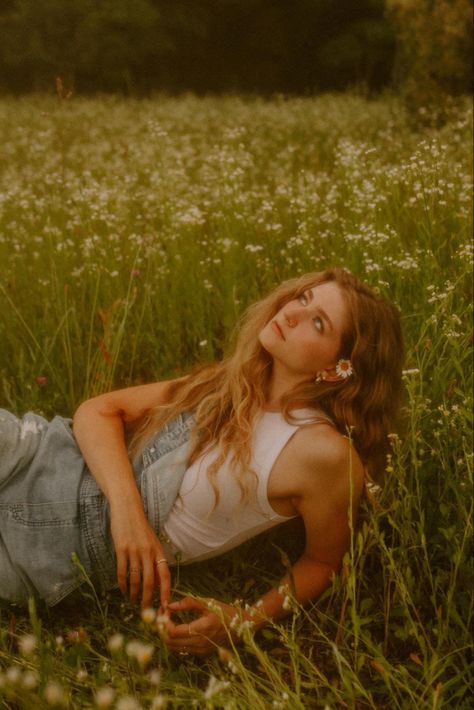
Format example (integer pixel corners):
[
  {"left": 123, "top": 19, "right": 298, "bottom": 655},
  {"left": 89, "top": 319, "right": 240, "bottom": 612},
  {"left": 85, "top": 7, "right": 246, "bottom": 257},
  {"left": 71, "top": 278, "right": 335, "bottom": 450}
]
[{"left": 259, "top": 281, "right": 349, "bottom": 383}]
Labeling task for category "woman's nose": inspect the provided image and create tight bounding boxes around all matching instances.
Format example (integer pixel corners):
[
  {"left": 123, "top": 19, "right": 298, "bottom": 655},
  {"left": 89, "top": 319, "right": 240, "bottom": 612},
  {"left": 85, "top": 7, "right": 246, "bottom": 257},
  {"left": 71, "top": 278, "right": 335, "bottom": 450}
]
[{"left": 284, "top": 304, "right": 303, "bottom": 327}]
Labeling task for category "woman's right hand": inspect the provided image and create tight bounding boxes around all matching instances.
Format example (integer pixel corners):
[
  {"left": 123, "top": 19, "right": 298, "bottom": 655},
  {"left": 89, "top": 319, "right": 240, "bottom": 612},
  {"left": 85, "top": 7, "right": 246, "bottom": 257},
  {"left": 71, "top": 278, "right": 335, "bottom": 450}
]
[
  {"left": 72, "top": 381, "right": 184, "bottom": 610},
  {"left": 110, "top": 502, "right": 171, "bottom": 610}
]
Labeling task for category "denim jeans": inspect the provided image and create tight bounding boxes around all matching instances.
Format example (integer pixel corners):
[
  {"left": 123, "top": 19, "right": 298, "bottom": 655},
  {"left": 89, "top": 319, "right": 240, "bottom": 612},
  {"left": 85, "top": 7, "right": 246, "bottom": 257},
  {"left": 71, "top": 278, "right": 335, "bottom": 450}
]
[{"left": 0, "top": 409, "right": 192, "bottom": 606}]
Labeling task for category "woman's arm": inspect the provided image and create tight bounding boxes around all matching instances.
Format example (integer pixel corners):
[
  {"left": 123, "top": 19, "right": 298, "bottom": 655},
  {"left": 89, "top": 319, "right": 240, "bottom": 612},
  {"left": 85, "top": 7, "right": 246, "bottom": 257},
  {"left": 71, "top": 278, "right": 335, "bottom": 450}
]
[
  {"left": 73, "top": 379, "right": 184, "bottom": 608},
  {"left": 247, "top": 430, "right": 365, "bottom": 625},
  {"left": 164, "top": 429, "right": 364, "bottom": 654}
]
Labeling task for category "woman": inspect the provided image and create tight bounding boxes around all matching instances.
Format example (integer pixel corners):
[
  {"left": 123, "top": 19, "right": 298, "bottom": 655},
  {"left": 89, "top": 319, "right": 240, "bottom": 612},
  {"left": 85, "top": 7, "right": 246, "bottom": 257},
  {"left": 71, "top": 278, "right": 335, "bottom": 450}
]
[{"left": 0, "top": 267, "right": 403, "bottom": 656}]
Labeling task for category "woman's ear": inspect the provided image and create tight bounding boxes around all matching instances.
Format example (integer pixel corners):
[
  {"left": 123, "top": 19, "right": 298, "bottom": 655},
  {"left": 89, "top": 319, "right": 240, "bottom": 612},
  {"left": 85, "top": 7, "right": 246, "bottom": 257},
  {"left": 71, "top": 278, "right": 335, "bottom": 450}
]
[
  {"left": 317, "top": 359, "right": 353, "bottom": 383},
  {"left": 317, "top": 367, "right": 344, "bottom": 383}
]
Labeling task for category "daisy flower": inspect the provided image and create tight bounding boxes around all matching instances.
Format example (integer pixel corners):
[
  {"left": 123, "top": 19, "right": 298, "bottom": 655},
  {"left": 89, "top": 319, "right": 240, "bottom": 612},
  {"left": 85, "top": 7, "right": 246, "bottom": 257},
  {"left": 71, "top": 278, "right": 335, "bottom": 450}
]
[{"left": 336, "top": 359, "right": 353, "bottom": 378}]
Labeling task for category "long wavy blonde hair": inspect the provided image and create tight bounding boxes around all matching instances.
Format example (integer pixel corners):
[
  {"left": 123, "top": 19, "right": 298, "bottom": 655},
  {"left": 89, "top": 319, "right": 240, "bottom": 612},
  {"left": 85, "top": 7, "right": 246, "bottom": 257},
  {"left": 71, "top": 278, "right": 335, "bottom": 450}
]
[{"left": 129, "top": 267, "right": 404, "bottom": 500}]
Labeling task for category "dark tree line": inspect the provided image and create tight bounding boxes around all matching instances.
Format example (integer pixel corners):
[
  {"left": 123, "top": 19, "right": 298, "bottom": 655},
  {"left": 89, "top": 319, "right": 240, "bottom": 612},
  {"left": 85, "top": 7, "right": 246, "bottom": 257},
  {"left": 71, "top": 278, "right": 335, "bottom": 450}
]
[{"left": 0, "top": 0, "right": 395, "bottom": 94}]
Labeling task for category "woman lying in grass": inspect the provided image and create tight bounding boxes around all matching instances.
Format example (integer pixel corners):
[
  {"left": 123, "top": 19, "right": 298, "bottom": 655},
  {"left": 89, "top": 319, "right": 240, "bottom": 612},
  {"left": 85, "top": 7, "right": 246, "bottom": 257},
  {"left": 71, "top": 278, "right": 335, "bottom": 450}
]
[{"left": 0, "top": 267, "right": 403, "bottom": 656}]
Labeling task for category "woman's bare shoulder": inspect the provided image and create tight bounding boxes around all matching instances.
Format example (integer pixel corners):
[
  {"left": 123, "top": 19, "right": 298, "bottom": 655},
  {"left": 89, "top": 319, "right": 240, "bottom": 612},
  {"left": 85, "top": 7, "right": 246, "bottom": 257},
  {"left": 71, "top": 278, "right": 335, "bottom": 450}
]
[{"left": 289, "top": 423, "right": 365, "bottom": 498}]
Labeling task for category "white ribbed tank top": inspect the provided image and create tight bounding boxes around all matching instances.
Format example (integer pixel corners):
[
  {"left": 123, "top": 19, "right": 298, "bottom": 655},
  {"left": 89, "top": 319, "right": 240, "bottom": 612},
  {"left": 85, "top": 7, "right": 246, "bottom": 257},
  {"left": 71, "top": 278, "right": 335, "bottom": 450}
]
[{"left": 161, "top": 409, "right": 332, "bottom": 565}]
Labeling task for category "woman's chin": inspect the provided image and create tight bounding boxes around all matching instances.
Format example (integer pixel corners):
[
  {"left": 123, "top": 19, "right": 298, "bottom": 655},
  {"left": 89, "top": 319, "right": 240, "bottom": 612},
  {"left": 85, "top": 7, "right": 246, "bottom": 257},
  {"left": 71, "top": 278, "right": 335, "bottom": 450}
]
[{"left": 258, "top": 328, "right": 275, "bottom": 354}]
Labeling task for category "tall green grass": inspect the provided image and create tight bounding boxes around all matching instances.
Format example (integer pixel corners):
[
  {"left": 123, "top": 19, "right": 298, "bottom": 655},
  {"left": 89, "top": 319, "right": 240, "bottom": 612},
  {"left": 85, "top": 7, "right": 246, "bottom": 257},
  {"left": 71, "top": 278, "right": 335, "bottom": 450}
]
[{"left": 0, "top": 93, "right": 472, "bottom": 708}]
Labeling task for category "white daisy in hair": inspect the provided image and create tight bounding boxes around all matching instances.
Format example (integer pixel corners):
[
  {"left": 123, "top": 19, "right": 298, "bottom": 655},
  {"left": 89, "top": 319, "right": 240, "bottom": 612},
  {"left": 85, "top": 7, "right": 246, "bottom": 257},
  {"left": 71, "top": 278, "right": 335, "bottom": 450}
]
[{"left": 336, "top": 358, "right": 353, "bottom": 378}]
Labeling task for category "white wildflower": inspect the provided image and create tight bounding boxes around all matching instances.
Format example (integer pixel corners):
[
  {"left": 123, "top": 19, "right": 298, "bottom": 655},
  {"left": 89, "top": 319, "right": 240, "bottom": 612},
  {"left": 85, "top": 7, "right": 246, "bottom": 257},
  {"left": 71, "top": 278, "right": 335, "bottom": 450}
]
[
  {"left": 126, "top": 640, "right": 154, "bottom": 667},
  {"left": 116, "top": 696, "right": 142, "bottom": 710},
  {"left": 228, "top": 660, "right": 239, "bottom": 675},
  {"left": 204, "top": 675, "right": 230, "bottom": 701},
  {"left": 149, "top": 669, "right": 162, "bottom": 686},
  {"left": 230, "top": 618, "right": 255, "bottom": 638},
  {"left": 94, "top": 686, "right": 115, "bottom": 708},
  {"left": 141, "top": 607, "right": 156, "bottom": 625},
  {"left": 206, "top": 599, "right": 222, "bottom": 614},
  {"left": 44, "top": 681, "right": 66, "bottom": 705},
  {"left": 22, "top": 670, "right": 39, "bottom": 690},
  {"left": 176, "top": 206, "right": 206, "bottom": 226},
  {"left": 155, "top": 613, "right": 169, "bottom": 635},
  {"left": 18, "top": 633, "right": 37, "bottom": 656},
  {"left": 5, "top": 666, "right": 21, "bottom": 684},
  {"left": 366, "top": 481, "right": 382, "bottom": 495},
  {"left": 107, "top": 633, "right": 124, "bottom": 653}
]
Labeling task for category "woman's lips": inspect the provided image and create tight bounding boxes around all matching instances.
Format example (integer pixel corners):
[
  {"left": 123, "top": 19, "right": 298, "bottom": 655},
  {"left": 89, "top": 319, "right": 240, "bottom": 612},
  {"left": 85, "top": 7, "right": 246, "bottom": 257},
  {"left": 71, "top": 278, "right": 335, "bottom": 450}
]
[{"left": 271, "top": 321, "right": 285, "bottom": 340}]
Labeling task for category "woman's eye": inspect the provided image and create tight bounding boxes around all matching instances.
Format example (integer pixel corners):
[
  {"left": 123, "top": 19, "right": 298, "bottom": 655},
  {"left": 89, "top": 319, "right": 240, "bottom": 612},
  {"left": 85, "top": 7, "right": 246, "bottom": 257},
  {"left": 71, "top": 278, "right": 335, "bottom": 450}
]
[{"left": 313, "top": 317, "right": 324, "bottom": 332}]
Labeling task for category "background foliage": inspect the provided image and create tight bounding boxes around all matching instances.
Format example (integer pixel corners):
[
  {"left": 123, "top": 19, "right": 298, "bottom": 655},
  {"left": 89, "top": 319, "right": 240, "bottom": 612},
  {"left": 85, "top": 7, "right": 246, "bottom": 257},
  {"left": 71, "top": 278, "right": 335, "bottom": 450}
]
[
  {"left": 0, "top": 0, "right": 429, "bottom": 95},
  {"left": 388, "top": 0, "right": 473, "bottom": 118}
]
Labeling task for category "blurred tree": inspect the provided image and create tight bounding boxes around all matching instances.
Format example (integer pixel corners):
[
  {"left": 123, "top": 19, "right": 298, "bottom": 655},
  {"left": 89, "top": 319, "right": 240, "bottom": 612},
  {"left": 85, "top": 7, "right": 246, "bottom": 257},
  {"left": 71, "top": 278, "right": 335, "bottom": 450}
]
[
  {"left": 0, "top": 0, "right": 161, "bottom": 92},
  {"left": 285, "top": 0, "right": 394, "bottom": 91},
  {"left": 0, "top": 0, "right": 398, "bottom": 94},
  {"left": 314, "top": 18, "right": 395, "bottom": 90},
  {"left": 145, "top": 0, "right": 210, "bottom": 92},
  {"left": 159, "top": 0, "right": 394, "bottom": 93},
  {"left": 387, "top": 0, "right": 473, "bottom": 115},
  {"left": 75, "top": 0, "right": 162, "bottom": 92}
]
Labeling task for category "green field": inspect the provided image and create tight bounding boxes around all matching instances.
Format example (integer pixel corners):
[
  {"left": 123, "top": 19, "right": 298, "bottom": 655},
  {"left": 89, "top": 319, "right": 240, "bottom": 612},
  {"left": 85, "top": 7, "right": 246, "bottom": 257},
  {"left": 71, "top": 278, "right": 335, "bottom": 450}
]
[{"left": 0, "top": 93, "right": 472, "bottom": 708}]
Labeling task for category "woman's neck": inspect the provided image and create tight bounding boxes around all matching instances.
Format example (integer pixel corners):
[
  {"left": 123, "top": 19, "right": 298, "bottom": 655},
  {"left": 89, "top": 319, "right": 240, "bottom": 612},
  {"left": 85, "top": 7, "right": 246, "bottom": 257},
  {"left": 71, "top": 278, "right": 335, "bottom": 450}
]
[{"left": 265, "top": 365, "right": 307, "bottom": 411}]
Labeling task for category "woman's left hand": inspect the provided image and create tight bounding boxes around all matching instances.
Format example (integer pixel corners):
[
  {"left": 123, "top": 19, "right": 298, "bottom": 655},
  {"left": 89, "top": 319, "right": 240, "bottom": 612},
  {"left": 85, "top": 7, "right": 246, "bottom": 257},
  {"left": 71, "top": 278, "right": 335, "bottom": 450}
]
[{"left": 164, "top": 596, "right": 238, "bottom": 656}]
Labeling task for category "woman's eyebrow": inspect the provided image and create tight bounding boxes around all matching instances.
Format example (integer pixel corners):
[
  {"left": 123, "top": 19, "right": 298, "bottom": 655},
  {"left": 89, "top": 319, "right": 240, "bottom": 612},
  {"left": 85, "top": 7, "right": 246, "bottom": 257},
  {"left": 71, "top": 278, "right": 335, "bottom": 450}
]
[{"left": 305, "top": 289, "right": 334, "bottom": 331}]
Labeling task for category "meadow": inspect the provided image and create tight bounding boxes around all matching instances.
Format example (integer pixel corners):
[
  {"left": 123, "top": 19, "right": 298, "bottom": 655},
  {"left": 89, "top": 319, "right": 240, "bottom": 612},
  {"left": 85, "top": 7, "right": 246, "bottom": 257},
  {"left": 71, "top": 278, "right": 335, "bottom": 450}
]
[{"left": 0, "top": 93, "right": 472, "bottom": 709}]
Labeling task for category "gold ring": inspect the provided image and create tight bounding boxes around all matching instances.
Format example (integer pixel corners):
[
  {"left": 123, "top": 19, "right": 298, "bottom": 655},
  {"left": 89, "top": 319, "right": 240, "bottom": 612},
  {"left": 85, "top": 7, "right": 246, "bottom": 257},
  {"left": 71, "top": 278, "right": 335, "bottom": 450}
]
[{"left": 155, "top": 558, "right": 167, "bottom": 565}]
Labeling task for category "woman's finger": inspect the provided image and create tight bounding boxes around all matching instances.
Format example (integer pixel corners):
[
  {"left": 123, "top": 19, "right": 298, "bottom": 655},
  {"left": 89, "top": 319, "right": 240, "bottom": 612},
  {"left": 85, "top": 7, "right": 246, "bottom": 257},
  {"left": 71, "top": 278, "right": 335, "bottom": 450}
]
[
  {"left": 140, "top": 555, "right": 155, "bottom": 609},
  {"left": 128, "top": 556, "right": 141, "bottom": 603},
  {"left": 117, "top": 552, "right": 128, "bottom": 595},
  {"left": 155, "top": 558, "right": 171, "bottom": 609},
  {"left": 168, "top": 622, "right": 201, "bottom": 639},
  {"left": 166, "top": 635, "right": 214, "bottom": 656},
  {"left": 168, "top": 596, "right": 207, "bottom": 613}
]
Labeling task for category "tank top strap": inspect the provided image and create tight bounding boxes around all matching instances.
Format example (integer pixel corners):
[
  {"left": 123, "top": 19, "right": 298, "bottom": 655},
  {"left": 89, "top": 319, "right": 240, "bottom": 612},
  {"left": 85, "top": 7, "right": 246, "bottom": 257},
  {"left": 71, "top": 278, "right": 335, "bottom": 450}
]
[{"left": 252, "top": 408, "right": 333, "bottom": 518}]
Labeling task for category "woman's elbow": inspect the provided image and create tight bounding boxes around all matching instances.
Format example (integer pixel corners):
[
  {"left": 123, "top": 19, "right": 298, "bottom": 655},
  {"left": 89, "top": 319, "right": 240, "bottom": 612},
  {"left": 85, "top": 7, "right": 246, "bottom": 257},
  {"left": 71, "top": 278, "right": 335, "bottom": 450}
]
[{"left": 73, "top": 396, "right": 115, "bottom": 426}]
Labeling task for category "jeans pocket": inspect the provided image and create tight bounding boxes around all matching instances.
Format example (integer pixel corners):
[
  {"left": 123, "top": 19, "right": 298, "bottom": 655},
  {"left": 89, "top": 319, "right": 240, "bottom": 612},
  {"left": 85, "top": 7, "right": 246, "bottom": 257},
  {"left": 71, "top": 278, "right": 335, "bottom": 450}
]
[
  {"left": 9, "top": 500, "right": 79, "bottom": 527},
  {"left": 0, "top": 500, "right": 89, "bottom": 605}
]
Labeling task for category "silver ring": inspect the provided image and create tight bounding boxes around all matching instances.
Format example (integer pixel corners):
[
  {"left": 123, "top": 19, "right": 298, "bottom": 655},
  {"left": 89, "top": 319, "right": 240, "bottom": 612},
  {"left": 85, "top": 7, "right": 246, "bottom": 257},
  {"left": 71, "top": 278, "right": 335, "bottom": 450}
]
[{"left": 155, "top": 558, "right": 167, "bottom": 565}]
